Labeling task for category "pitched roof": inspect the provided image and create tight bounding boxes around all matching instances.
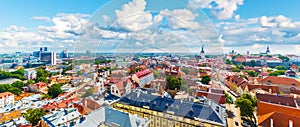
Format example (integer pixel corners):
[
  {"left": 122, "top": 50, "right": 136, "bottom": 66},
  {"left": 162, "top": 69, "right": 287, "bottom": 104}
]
[
  {"left": 260, "top": 76, "right": 300, "bottom": 86},
  {"left": 135, "top": 69, "right": 152, "bottom": 78},
  {"left": 256, "top": 93, "right": 296, "bottom": 107},
  {"left": 258, "top": 112, "right": 300, "bottom": 127},
  {"left": 248, "top": 85, "right": 279, "bottom": 94},
  {"left": 196, "top": 91, "right": 226, "bottom": 104},
  {"left": 30, "top": 82, "right": 48, "bottom": 88},
  {"left": 118, "top": 91, "right": 226, "bottom": 126},
  {"left": 0, "top": 92, "right": 13, "bottom": 98}
]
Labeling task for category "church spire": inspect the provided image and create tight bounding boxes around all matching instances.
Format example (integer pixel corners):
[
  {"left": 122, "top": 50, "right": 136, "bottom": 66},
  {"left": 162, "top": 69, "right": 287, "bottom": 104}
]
[
  {"left": 201, "top": 45, "right": 205, "bottom": 54},
  {"left": 266, "top": 46, "right": 270, "bottom": 53}
]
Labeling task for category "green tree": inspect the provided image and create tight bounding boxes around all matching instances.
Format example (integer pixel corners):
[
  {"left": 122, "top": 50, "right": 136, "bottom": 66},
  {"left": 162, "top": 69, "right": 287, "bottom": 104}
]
[
  {"left": 236, "top": 64, "right": 244, "bottom": 70},
  {"left": 278, "top": 55, "right": 290, "bottom": 62},
  {"left": 275, "top": 66, "right": 287, "bottom": 70},
  {"left": 268, "top": 72, "right": 280, "bottom": 76},
  {"left": 26, "top": 80, "right": 35, "bottom": 85},
  {"left": 166, "top": 76, "right": 181, "bottom": 90},
  {"left": 8, "top": 87, "right": 22, "bottom": 95},
  {"left": 37, "top": 77, "right": 49, "bottom": 84},
  {"left": 225, "top": 92, "right": 233, "bottom": 104},
  {"left": 181, "top": 68, "right": 190, "bottom": 75},
  {"left": 48, "top": 84, "right": 63, "bottom": 98},
  {"left": 82, "top": 88, "right": 94, "bottom": 97},
  {"left": 36, "top": 68, "right": 50, "bottom": 78},
  {"left": 200, "top": 75, "right": 211, "bottom": 85},
  {"left": 245, "top": 70, "right": 259, "bottom": 77},
  {"left": 235, "top": 93, "right": 257, "bottom": 124},
  {"left": 232, "top": 67, "right": 240, "bottom": 72},
  {"left": 11, "top": 69, "right": 25, "bottom": 76},
  {"left": 11, "top": 81, "right": 26, "bottom": 89},
  {"left": 23, "top": 108, "right": 46, "bottom": 125},
  {"left": 250, "top": 60, "right": 256, "bottom": 67}
]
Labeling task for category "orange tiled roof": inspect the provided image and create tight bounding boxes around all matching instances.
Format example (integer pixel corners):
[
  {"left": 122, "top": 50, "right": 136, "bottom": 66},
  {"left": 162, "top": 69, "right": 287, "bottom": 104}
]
[
  {"left": 258, "top": 112, "right": 300, "bottom": 127},
  {"left": 0, "top": 110, "right": 22, "bottom": 124},
  {"left": 256, "top": 93, "right": 296, "bottom": 107},
  {"left": 0, "top": 92, "right": 13, "bottom": 98},
  {"left": 260, "top": 76, "right": 300, "bottom": 86},
  {"left": 248, "top": 85, "right": 279, "bottom": 94}
]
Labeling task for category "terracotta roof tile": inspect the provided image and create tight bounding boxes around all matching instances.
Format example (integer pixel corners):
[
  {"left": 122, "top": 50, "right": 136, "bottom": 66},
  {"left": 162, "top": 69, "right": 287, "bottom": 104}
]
[{"left": 260, "top": 76, "right": 300, "bottom": 86}]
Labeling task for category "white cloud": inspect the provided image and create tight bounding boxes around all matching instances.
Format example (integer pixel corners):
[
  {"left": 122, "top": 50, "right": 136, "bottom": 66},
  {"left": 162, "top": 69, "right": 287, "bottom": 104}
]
[
  {"left": 31, "top": 16, "right": 51, "bottom": 22},
  {"left": 189, "top": 0, "right": 244, "bottom": 20},
  {"left": 159, "top": 9, "right": 200, "bottom": 30},
  {"left": 114, "top": 0, "right": 152, "bottom": 32}
]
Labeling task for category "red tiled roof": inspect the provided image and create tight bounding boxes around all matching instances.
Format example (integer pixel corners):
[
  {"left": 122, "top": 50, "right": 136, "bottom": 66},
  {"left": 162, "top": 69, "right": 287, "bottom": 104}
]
[
  {"left": 234, "top": 56, "right": 246, "bottom": 62},
  {"left": 196, "top": 91, "right": 225, "bottom": 104},
  {"left": 248, "top": 85, "right": 279, "bottom": 94},
  {"left": 258, "top": 112, "right": 300, "bottom": 127},
  {"left": 30, "top": 82, "right": 48, "bottom": 88},
  {"left": 290, "top": 88, "right": 300, "bottom": 95},
  {"left": 135, "top": 69, "right": 152, "bottom": 78},
  {"left": 0, "top": 92, "right": 13, "bottom": 98},
  {"left": 116, "top": 80, "right": 125, "bottom": 91},
  {"left": 256, "top": 93, "right": 296, "bottom": 107},
  {"left": 260, "top": 76, "right": 300, "bottom": 86}
]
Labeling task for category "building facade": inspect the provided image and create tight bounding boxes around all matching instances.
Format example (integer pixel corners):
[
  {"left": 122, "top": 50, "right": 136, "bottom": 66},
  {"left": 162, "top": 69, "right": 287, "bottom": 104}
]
[
  {"left": 0, "top": 92, "right": 14, "bottom": 108},
  {"left": 112, "top": 91, "right": 226, "bottom": 127}
]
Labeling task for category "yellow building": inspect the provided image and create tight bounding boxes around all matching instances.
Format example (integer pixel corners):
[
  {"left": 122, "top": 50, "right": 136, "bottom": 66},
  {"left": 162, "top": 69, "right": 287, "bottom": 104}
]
[{"left": 112, "top": 91, "right": 226, "bottom": 127}]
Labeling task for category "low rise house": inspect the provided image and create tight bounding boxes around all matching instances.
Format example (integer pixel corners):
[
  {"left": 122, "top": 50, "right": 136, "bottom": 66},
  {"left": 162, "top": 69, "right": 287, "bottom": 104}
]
[
  {"left": 196, "top": 88, "right": 226, "bottom": 105},
  {"left": 260, "top": 76, "right": 300, "bottom": 93},
  {"left": 256, "top": 93, "right": 300, "bottom": 127},
  {"left": 28, "top": 82, "right": 48, "bottom": 94},
  {"left": 111, "top": 79, "right": 133, "bottom": 97},
  {"left": 40, "top": 108, "right": 85, "bottom": 127},
  {"left": 0, "top": 92, "right": 14, "bottom": 108},
  {"left": 131, "top": 69, "right": 154, "bottom": 88}
]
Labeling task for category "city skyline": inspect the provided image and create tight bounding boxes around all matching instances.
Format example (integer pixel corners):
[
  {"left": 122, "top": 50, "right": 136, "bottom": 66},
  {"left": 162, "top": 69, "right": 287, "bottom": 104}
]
[{"left": 0, "top": 0, "right": 300, "bottom": 55}]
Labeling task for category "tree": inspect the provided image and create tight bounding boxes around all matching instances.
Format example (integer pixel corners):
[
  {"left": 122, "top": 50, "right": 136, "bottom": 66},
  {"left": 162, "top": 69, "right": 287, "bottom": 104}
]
[
  {"left": 275, "top": 66, "right": 287, "bottom": 70},
  {"left": 236, "top": 64, "right": 244, "bottom": 70},
  {"left": 11, "top": 81, "right": 26, "bottom": 89},
  {"left": 250, "top": 60, "right": 256, "bottom": 67},
  {"left": 268, "top": 72, "right": 280, "bottom": 76},
  {"left": 11, "top": 69, "right": 25, "bottom": 76},
  {"left": 235, "top": 93, "right": 257, "bottom": 124},
  {"left": 8, "top": 87, "right": 22, "bottom": 95},
  {"left": 245, "top": 70, "right": 259, "bottom": 77},
  {"left": 232, "top": 67, "right": 240, "bottom": 72},
  {"left": 278, "top": 55, "right": 289, "bottom": 62},
  {"left": 200, "top": 75, "right": 211, "bottom": 85},
  {"left": 23, "top": 108, "right": 46, "bottom": 125},
  {"left": 37, "top": 77, "right": 49, "bottom": 84},
  {"left": 166, "top": 76, "right": 181, "bottom": 90},
  {"left": 82, "top": 88, "right": 94, "bottom": 97},
  {"left": 181, "top": 68, "right": 190, "bottom": 75},
  {"left": 48, "top": 84, "right": 62, "bottom": 98},
  {"left": 225, "top": 92, "right": 233, "bottom": 104},
  {"left": 26, "top": 80, "right": 35, "bottom": 85},
  {"left": 36, "top": 68, "right": 50, "bottom": 78}
]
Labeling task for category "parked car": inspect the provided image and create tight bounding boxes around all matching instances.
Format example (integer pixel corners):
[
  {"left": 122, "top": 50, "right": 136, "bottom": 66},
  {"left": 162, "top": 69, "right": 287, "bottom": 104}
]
[{"left": 235, "top": 121, "right": 239, "bottom": 126}]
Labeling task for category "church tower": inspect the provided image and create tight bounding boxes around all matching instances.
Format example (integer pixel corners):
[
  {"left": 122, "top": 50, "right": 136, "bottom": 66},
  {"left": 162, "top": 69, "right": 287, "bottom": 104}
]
[
  {"left": 200, "top": 45, "right": 205, "bottom": 59},
  {"left": 266, "top": 46, "right": 270, "bottom": 54}
]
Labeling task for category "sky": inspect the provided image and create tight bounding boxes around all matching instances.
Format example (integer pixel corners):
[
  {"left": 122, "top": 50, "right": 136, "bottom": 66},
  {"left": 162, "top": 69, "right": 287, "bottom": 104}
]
[{"left": 0, "top": 0, "right": 300, "bottom": 55}]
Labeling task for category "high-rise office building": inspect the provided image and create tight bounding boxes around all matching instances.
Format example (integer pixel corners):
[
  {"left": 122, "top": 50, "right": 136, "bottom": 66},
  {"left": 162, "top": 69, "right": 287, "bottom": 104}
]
[{"left": 40, "top": 51, "right": 56, "bottom": 65}]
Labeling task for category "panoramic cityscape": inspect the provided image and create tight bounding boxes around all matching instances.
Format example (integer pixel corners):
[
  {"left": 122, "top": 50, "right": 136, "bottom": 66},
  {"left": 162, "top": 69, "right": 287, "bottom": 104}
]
[{"left": 0, "top": 0, "right": 300, "bottom": 127}]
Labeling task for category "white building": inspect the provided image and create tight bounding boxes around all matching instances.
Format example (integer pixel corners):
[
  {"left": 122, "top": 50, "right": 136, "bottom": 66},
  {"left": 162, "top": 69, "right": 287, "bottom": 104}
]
[
  {"left": 41, "top": 108, "right": 85, "bottom": 127},
  {"left": 132, "top": 69, "right": 154, "bottom": 88},
  {"left": 0, "top": 92, "right": 14, "bottom": 108}
]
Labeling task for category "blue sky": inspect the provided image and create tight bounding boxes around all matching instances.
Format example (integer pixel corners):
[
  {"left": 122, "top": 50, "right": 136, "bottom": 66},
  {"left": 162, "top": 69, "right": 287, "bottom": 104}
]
[{"left": 0, "top": 0, "right": 300, "bottom": 54}]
